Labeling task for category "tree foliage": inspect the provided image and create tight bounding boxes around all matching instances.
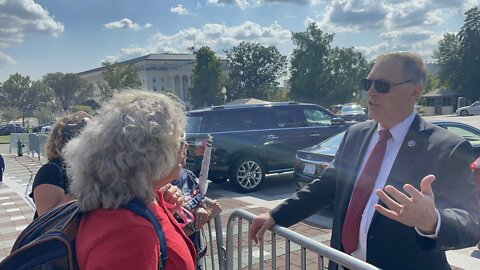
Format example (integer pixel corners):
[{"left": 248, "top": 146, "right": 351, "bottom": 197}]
[
  {"left": 432, "top": 33, "right": 462, "bottom": 88},
  {"left": 0, "top": 73, "right": 54, "bottom": 122},
  {"left": 458, "top": 6, "right": 480, "bottom": 101},
  {"left": 100, "top": 62, "right": 141, "bottom": 101},
  {"left": 434, "top": 7, "right": 480, "bottom": 101},
  {"left": 1, "top": 106, "right": 22, "bottom": 123},
  {"left": 189, "top": 46, "right": 225, "bottom": 108},
  {"left": 43, "top": 72, "right": 93, "bottom": 112},
  {"left": 226, "top": 42, "right": 287, "bottom": 100},
  {"left": 289, "top": 23, "right": 371, "bottom": 106}
]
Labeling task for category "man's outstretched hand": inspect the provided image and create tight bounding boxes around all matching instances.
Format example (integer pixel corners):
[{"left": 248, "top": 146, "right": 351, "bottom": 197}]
[{"left": 375, "top": 174, "right": 438, "bottom": 234}]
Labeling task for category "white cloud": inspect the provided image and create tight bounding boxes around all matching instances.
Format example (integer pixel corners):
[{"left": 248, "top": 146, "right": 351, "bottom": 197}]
[
  {"left": 207, "top": 0, "right": 322, "bottom": 8},
  {"left": 356, "top": 27, "right": 442, "bottom": 61},
  {"left": 0, "top": 0, "right": 63, "bottom": 65},
  {"left": 0, "top": 51, "right": 16, "bottom": 65},
  {"left": 170, "top": 4, "right": 190, "bottom": 15},
  {"left": 103, "top": 18, "right": 151, "bottom": 31},
  {"left": 103, "top": 21, "right": 291, "bottom": 62}
]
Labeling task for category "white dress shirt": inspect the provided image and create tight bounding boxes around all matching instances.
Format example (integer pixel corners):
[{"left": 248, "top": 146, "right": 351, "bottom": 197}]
[{"left": 351, "top": 112, "right": 428, "bottom": 261}]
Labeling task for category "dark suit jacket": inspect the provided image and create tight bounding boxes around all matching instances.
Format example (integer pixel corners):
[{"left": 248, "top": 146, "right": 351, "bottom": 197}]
[{"left": 271, "top": 115, "right": 480, "bottom": 270}]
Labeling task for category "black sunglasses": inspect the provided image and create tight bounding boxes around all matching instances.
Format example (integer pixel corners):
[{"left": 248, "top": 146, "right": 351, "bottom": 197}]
[{"left": 361, "top": 78, "right": 413, "bottom": 93}]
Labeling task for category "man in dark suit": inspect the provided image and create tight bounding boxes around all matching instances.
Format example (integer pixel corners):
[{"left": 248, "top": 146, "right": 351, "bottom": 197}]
[{"left": 250, "top": 52, "right": 480, "bottom": 270}]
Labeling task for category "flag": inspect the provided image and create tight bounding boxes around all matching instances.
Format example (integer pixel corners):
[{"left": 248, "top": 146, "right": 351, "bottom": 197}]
[{"left": 187, "top": 46, "right": 195, "bottom": 52}]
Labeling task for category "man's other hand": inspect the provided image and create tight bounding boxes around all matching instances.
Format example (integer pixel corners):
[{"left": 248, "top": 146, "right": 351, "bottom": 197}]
[{"left": 249, "top": 212, "right": 275, "bottom": 244}]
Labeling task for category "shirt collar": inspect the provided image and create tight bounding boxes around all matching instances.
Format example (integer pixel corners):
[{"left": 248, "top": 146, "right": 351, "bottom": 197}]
[{"left": 377, "top": 112, "right": 416, "bottom": 143}]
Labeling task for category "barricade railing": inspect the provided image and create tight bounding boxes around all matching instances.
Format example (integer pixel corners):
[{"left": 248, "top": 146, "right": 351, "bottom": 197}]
[
  {"left": 8, "top": 133, "right": 48, "bottom": 160},
  {"left": 199, "top": 197, "right": 226, "bottom": 270},
  {"left": 225, "top": 209, "right": 379, "bottom": 270},
  {"left": 8, "top": 133, "right": 30, "bottom": 154},
  {"left": 28, "top": 133, "right": 48, "bottom": 160},
  {"left": 24, "top": 173, "right": 35, "bottom": 209}
]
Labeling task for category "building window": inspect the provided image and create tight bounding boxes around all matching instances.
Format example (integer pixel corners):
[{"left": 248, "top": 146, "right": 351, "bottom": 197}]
[
  {"left": 153, "top": 86, "right": 157, "bottom": 91},
  {"left": 443, "top": 97, "right": 451, "bottom": 106},
  {"left": 153, "top": 78, "right": 156, "bottom": 84}
]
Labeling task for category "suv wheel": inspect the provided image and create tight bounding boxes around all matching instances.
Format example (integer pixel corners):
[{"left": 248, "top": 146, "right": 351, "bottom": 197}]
[
  {"left": 460, "top": 110, "right": 469, "bottom": 116},
  {"left": 230, "top": 157, "right": 265, "bottom": 193}
]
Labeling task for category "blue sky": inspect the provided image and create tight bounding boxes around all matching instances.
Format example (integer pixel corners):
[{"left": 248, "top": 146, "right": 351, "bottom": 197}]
[{"left": 0, "top": 0, "right": 478, "bottom": 82}]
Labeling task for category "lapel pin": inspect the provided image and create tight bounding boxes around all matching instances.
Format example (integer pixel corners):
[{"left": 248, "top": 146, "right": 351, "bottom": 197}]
[{"left": 407, "top": 140, "right": 416, "bottom": 147}]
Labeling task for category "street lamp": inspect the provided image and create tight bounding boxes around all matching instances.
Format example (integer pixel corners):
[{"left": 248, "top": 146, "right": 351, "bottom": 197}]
[{"left": 221, "top": 86, "right": 227, "bottom": 104}]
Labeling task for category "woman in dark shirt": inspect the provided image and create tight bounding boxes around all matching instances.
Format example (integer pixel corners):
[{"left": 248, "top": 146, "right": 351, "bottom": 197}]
[{"left": 30, "top": 111, "right": 90, "bottom": 218}]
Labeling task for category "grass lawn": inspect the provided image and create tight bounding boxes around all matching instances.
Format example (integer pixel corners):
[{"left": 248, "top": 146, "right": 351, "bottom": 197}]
[{"left": 0, "top": 135, "right": 10, "bottom": 144}]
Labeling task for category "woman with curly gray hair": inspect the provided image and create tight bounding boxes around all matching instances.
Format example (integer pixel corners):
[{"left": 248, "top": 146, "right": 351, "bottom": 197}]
[{"left": 64, "top": 90, "right": 196, "bottom": 270}]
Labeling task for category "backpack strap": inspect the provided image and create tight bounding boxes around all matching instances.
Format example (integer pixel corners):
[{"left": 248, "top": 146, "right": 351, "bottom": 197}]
[{"left": 122, "top": 198, "right": 168, "bottom": 270}]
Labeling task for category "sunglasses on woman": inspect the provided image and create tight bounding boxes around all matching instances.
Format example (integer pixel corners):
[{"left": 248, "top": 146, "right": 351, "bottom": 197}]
[{"left": 361, "top": 78, "right": 413, "bottom": 93}]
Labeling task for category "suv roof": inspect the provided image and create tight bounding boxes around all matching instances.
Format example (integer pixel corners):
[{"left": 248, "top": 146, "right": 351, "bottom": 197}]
[{"left": 189, "top": 101, "right": 306, "bottom": 113}]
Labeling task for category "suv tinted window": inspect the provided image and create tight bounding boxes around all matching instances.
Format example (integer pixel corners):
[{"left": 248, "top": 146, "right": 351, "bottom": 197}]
[
  {"left": 271, "top": 107, "right": 306, "bottom": 128},
  {"left": 304, "top": 109, "right": 332, "bottom": 126},
  {"left": 186, "top": 115, "right": 202, "bottom": 133},
  {"left": 201, "top": 109, "right": 263, "bottom": 132}
]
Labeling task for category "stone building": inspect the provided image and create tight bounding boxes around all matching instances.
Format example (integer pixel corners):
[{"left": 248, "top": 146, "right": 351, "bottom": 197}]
[{"left": 78, "top": 53, "right": 229, "bottom": 109}]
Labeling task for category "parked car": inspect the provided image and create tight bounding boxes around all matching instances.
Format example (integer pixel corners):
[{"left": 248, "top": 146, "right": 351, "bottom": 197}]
[
  {"left": 337, "top": 103, "right": 367, "bottom": 122},
  {"left": 456, "top": 101, "right": 480, "bottom": 116},
  {"left": 32, "top": 123, "right": 53, "bottom": 133},
  {"left": 40, "top": 126, "right": 52, "bottom": 133},
  {"left": 0, "top": 125, "right": 27, "bottom": 136},
  {"left": 184, "top": 102, "right": 349, "bottom": 192},
  {"left": 294, "top": 120, "right": 480, "bottom": 190}
]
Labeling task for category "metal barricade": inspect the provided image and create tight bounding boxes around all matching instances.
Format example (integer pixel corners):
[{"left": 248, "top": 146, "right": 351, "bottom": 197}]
[
  {"left": 200, "top": 197, "right": 226, "bottom": 270},
  {"left": 9, "top": 133, "right": 30, "bottom": 154},
  {"left": 28, "top": 133, "right": 48, "bottom": 160},
  {"left": 225, "top": 209, "right": 379, "bottom": 270}
]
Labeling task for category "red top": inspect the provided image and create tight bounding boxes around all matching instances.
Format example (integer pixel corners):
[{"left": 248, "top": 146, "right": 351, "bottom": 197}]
[{"left": 76, "top": 191, "right": 196, "bottom": 270}]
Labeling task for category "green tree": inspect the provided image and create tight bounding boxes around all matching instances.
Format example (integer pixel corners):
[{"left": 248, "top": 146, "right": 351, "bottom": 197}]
[
  {"left": 43, "top": 72, "right": 94, "bottom": 112},
  {"left": 0, "top": 73, "right": 53, "bottom": 123},
  {"left": 100, "top": 62, "right": 141, "bottom": 101},
  {"left": 226, "top": 42, "right": 287, "bottom": 100},
  {"left": 33, "top": 107, "right": 58, "bottom": 125},
  {"left": 189, "top": 46, "right": 224, "bottom": 108},
  {"left": 289, "top": 23, "right": 371, "bottom": 106},
  {"left": 433, "top": 7, "right": 480, "bottom": 101},
  {"left": 424, "top": 73, "right": 443, "bottom": 93},
  {"left": 458, "top": 6, "right": 480, "bottom": 101},
  {"left": 432, "top": 33, "right": 461, "bottom": 87},
  {"left": 1, "top": 106, "right": 22, "bottom": 123}
]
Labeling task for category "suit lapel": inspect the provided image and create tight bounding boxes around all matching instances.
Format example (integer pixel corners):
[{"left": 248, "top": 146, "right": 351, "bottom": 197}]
[
  {"left": 386, "top": 115, "right": 426, "bottom": 188},
  {"left": 372, "top": 115, "right": 427, "bottom": 219}
]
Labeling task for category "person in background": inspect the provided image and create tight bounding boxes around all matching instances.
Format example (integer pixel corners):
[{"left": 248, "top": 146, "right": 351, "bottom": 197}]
[
  {"left": 30, "top": 111, "right": 90, "bottom": 218},
  {"left": 250, "top": 52, "right": 480, "bottom": 270},
  {"left": 65, "top": 90, "right": 196, "bottom": 270},
  {"left": 0, "top": 153, "right": 4, "bottom": 183},
  {"left": 171, "top": 168, "right": 222, "bottom": 268}
]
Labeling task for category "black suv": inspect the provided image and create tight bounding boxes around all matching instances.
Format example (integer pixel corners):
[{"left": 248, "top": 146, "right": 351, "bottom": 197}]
[{"left": 185, "top": 102, "right": 348, "bottom": 192}]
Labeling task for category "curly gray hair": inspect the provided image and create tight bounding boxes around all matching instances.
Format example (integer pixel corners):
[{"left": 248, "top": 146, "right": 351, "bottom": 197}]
[{"left": 64, "top": 90, "right": 186, "bottom": 211}]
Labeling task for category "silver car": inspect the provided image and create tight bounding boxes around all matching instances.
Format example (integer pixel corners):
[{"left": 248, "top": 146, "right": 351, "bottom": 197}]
[{"left": 456, "top": 101, "right": 480, "bottom": 116}]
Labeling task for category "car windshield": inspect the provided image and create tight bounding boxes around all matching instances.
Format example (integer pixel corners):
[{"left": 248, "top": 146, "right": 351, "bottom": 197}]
[
  {"left": 470, "top": 101, "right": 480, "bottom": 107},
  {"left": 341, "top": 104, "right": 362, "bottom": 112}
]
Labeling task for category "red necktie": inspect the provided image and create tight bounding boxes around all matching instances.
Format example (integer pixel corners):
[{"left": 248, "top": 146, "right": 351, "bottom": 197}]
[{"left": 342, "top": 129, "right": 392, "bottom": 254}]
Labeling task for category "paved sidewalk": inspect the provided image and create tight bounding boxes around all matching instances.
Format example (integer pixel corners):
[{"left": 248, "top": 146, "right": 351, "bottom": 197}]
[{"left": 0, "top": 153, "right": 478, "bottom": 269}]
